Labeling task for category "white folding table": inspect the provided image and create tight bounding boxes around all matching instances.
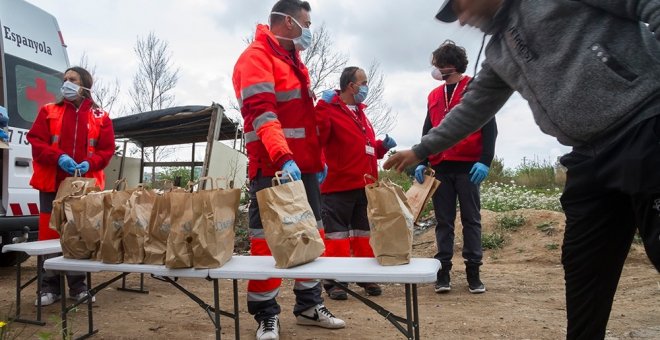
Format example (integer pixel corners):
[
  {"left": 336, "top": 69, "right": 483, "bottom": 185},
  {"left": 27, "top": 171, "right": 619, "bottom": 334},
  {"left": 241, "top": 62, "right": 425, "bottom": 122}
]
[
  {"left": 45, "top": 256, "right": 440, "bottom": 340},
  {"left": 2, "top": 239, "right": 62, "bottom": 325}
]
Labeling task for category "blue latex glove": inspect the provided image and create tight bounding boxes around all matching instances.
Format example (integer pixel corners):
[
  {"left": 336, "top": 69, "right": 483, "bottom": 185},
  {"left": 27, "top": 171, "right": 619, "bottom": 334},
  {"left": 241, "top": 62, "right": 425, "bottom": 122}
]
[
  {"left": 0, "top": 106, "right": 8, "bottom": 127},
  {"left": 58, "top": 154, "right": 78, "bottom": 175},
  {"left": 282, "top": 160, "right": 302, "bottom": 181},
  {"left": 320, "top": 90, "right": 336, "bottom": 102},
  {"left": 469, "top": 162, "right": 490, "bottom": 185},
  {"left": 414, "top": 165, "right": 427, "bottom": 184},
  {"left": 77, "top": 161, "right": 90, "bottom": 175},
  {"left": 317, "top": 164, "right": 328, "bottom": 184},
  {"left": 383, "top": 134, "right": 397, "bottom": 150},
  {"left": 0, "top": 129, "right": 7, "bottom": 143}
]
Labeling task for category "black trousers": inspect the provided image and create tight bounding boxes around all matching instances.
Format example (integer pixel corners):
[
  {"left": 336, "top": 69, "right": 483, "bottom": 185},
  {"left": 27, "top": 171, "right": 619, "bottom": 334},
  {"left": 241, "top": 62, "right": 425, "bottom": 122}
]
[
  {"left": 560, "top": 116, "right": 660, "bottom": 340},
  {"left": 430, "top": 171, "right": 483, "bottom": 272}
]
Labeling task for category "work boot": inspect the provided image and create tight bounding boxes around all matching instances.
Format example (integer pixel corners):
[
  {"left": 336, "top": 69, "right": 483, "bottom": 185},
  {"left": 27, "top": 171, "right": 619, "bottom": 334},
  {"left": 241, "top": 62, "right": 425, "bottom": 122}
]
[
  {"left": 296, "top": 304, "right": 345, "bottom": 329},
  {"left": 357, "top": 282, "right": 382, "bottom": 296},
  {"left": 256, "top": 315, "right": 280, "bottom": 340},
  {"left": 434, "top": 269, "right": 451, "bottom": 293},
  {"left": 466, "top": 265, "right": 486, "bottom": 294}
]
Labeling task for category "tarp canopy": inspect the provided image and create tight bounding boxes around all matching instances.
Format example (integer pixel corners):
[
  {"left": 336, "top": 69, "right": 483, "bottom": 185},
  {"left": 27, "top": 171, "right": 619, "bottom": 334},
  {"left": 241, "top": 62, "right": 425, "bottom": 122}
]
[{"left": 111, "top": 105, "right": 241, "bottom": 147}]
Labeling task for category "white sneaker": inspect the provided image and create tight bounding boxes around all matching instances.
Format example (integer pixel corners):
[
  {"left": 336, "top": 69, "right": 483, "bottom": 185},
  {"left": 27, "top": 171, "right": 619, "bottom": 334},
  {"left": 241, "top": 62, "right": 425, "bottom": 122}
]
[
  {"left": 256, "top": 315, "right": 279, "bottom": 340},
  {"left": 69, "top": 291, "right": 96, "bottom": 303},
  {"left": 296, "top": 304, "right": 345, "bottom": 329},
  {"left": 35, "top": 292, "right": 60, "bottom": 306}
]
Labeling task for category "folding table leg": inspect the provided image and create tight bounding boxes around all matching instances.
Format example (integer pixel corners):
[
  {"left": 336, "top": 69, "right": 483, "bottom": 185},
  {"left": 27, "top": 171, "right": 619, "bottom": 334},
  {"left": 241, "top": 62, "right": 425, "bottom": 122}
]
[
  {"left": 36, "top": 255, "right": 44, "bottom": 323},
  {"left": 213, "top": 279, "right": 222, "bottom": 340},
  {"left": 14, "top": 259, "right": 21, "bottom": 320},
  {"left": 86, "top": 272, "right": 95, "bottom": 336},
  {"left": 60, "top": 272, "right": 69, "bottom": 340},
  {"left": 413, "top": 284, "right": 420, "bottom": 340},
  {"left": 118, "top": 273, "right": 149, "bottom": 294},
  {"left": 405, "top": 284, "right": 414, "bottom": 340},
  {"left": 233, "top": 279, "right": 240, "bottom": 340}
]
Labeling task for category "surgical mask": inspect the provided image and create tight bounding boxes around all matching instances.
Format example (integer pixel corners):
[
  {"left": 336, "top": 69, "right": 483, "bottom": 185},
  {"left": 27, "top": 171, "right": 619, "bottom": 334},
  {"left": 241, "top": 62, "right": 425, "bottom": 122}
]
[
  {"left": 432, "top": 68, "right": 455, "bottom": 81},
  {"left": 354, "top": 85, "right": 369, "bottom": 104},
  {"left": 271, "top": 11, "right": 312, "bottom": 51},
  {"left": 61, "top": 81, "right": 89, "bottom": 101}
]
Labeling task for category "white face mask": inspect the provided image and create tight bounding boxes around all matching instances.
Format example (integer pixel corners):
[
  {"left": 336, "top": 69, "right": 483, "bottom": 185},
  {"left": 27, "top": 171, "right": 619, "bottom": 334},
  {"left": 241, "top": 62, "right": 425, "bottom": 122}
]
[
  {"left": 61, "top": 80, "right": 90, "bottom": 101},
  {"left": 271, "top": 11, "right": 312, "bottom": 51},
  {"left": 431, "top": 68, "right": 456, "bottom": 81}
]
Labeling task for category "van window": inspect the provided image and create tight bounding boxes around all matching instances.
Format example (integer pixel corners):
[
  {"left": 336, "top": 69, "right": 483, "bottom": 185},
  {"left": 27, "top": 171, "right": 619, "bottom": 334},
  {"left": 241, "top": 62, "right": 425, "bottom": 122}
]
[{"left": 4, "top": 54, "right": 61, "bottom": 130}]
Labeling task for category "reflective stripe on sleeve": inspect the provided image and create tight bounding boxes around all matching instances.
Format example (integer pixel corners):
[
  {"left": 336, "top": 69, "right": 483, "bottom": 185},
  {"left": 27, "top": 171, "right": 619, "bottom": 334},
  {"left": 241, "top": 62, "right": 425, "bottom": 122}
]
[
  {"left": 241, "top": 82, "right": 275, "bottom": 101},
  {"left": 252, "top": 112, "right": 278, "bottom": 131}
]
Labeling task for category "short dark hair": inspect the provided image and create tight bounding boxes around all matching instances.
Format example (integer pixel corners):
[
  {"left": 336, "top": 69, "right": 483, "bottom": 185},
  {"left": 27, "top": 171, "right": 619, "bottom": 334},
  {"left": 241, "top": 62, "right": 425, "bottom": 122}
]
[
  {"left": 270, "top": 0, "right": 311, "bottom": 25},
  {"left": 339, "top": 66, "right": 360, "bottom": 91},
  {"left": 431, "top": 40, "right": 468, "bottom": 73}
]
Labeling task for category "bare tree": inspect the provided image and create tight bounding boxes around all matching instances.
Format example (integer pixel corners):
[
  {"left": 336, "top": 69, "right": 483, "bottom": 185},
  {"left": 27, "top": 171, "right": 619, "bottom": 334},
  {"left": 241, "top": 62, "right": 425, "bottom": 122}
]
[
  {"left": 234, "top": 24, "right": 396, "bottom": 136},
  {"left": 130, "top": 32, "right": 179, "bottom": 113},
  {"left": 363, "top": 60, "right": 397, "bottom": 136},
  {"left": 301, "top": 24, "right": 349, "bottom": 94},
  {"left": 129, "top": 32, "right": 180, "bottom": 181},
  {"left": 77, "top": 52, "right": 122, "bottom": 114}
]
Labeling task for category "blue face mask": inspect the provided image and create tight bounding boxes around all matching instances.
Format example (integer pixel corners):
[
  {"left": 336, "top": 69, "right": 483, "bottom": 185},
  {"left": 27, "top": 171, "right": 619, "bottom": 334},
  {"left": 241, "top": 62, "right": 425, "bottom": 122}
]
[
  {"left": 271, "top": 12, "right": 312, "bottom": 51},
  {"left": 354, "top": 85, "right": 369, "bottom": 104}
]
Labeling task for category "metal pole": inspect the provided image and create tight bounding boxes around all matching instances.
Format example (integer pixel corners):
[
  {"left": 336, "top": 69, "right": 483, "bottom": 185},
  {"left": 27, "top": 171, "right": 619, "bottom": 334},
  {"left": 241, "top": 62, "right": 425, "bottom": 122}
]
[
  {"left": 191, "top": 142, "right": 196, "bottom": 181},
  {"left": 405, "top": 284, "right": 413, "bottom": 340},
  {"left": 117, "top": 140, "right": 128, "bottom": 183},
  {"left": 234, "top": 279, "right": 240, "bottom": 340},
  {"left": 139, "top": 146, "right": 145, "bottom": 184}
]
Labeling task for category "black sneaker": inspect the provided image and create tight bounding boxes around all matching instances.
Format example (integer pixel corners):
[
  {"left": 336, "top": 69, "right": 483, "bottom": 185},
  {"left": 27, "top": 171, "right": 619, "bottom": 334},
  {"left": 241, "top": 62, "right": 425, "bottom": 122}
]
[
  {"left": 357, "top": 282, "right": 382, "bottom": 296},
  {"left": 466, "top": 266, "right": 486, "bottom": 294},
  {"left": 434, "top": 270, "right": 451, "bottom": 293},
  {"left": 326, "top": 285, "right": 348, "bottom": 300}
]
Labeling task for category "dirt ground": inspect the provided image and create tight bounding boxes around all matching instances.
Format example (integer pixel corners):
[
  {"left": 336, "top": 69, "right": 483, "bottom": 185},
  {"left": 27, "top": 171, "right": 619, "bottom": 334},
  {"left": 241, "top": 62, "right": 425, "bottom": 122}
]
[{"left": 1, "top": 209, "right": 658, "bottom": 339}]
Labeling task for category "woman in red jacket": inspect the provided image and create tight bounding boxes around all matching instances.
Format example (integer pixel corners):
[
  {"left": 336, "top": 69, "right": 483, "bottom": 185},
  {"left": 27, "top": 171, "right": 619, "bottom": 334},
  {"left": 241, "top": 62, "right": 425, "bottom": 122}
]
[
  {"left": 316, "top": 66, "right": 397, "bottom": 300},
  {"left": 27, "top": 66, "right": 115, "bottom": 306}
]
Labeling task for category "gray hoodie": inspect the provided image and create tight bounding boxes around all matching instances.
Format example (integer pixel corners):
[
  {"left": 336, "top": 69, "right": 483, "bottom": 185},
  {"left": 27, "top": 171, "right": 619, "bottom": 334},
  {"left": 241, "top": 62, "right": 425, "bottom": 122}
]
[{"left": 413, "top": 0, "right": 660, "bottom": 160}]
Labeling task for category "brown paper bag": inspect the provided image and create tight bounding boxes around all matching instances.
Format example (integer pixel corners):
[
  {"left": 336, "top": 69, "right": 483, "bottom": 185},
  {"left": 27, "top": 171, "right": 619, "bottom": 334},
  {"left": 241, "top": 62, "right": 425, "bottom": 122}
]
[
  {"left": 365, "top": 175, "right": 415, "bottom": 266},
  {"left": 59, "top": 183, "right": 99, "bottom": 259},
  {"left": 54, "top": 170, "right": 96, "bottom": 200},
  {"left": 144, "top": 192, "right": 167, "bottom": 264},
  {"left": 122, "top": 185, "right": 157, "bottom": 264},
  {"left": 405, "top": 168, "right": 441, "bottom": 222},
  {"left": 100, "top": 179, "right": 131, "bottom": 264},
  {"left": 50, "top": 175, "right": 96, "bottom": 232},
  {"left": 256, "top": 172, "right": 325, "bottom": 269},
  {"left": 80, "top": 189, "right": 112, "bottom": 260},
  {"left": 165, "top": 182, "right": 195, "bottom": 269},
  {"left": 191, "top": 178, "right": 239, "bottom": 269}
]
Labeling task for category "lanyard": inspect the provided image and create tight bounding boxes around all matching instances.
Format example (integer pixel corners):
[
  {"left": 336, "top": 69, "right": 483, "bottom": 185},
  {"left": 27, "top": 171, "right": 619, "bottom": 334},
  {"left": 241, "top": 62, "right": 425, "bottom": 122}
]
[
  {"left": 340, "top": 102, "right": 371, "bottom": 146},
  {"left": 443, "top": 76, "right": 465, "bottom": 113}
]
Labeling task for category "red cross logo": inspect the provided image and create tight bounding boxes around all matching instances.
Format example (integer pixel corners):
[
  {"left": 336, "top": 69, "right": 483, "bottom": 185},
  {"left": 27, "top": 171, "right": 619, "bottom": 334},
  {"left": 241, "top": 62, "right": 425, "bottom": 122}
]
[{"left": 26, "top": 78, "right": 56, "bottom": 108}]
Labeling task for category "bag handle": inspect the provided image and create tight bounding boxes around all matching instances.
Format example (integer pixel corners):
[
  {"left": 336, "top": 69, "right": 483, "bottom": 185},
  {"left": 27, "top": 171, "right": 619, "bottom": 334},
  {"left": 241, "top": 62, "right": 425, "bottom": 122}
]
[
  {"left": 424, "top": 168, "right": 436, "bottom": 177},
  {"left": 72, "top": 168, "right": 82, "bottom": 178},
  {"left": 363, "top": 174, "right": 379, "bottom": 186},
  {"left": 272, "top": 171, "right": 294, "bottom": 186},
  {"left": 113, "top": 178, "right": 127, "bottom": 192},
  {"left": 197, "top": 176, "right": 215, "bottom": 191},
  {"left": 70, "top": 180, "right": 88, "bottom": 197}
]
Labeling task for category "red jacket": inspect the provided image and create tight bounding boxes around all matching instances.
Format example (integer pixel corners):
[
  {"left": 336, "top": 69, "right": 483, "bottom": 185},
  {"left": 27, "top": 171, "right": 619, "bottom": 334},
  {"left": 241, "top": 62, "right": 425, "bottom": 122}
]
[
  {"left": 317, "top": 92, "right": 387, "bottom": 194},
  {"left": 233, "top": 24, "right": 322, "bottom": 179},
  {"left": 27, "top": 98, "right": 115, "bottom": 192},
  {"left": 427, "top": 76, "right": 483, "bottom": 165}
]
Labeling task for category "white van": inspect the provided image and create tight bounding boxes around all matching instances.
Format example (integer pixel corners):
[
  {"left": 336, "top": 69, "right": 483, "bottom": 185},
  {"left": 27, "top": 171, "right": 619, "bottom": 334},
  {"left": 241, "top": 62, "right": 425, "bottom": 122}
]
[{"left": 0, "top": 0, "right": 69, "bottom": 265}]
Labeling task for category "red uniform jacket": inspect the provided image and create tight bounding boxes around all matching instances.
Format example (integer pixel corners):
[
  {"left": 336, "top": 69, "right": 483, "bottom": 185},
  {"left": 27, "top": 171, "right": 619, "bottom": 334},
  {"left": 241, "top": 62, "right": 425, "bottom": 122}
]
[
  {"left": 27, "top": 98, "right": 115, "bottom": 192},
  {"left": 317, "top": 92, "right": 387, "bottom": 194},
  {"left": 233, "top": 24, "right": 322, "bottom": 179},
  {"left": 427, "top": 76, "right": 483, "bottom": 165}
]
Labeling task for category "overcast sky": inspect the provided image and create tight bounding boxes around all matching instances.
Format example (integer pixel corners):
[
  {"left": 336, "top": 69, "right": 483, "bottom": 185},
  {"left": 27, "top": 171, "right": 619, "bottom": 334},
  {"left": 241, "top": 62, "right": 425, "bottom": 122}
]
[{"left": 28, "top": 0, "right": 570, "bottom": 168}]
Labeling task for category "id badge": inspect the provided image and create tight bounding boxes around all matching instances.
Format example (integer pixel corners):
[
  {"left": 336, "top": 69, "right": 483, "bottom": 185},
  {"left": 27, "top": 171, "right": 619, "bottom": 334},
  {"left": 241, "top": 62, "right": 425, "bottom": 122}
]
[{"left": 365, "top": 145, "right": 375, "bottom": 156}]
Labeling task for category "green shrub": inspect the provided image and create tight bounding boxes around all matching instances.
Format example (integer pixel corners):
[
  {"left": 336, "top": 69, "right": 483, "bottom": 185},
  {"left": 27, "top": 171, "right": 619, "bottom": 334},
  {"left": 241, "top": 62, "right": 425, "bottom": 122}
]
[
  {"left": 536, "top": 222, "right": 557, "bottom": 236},
  {"left": 545, "top": 243, "right": 560, "bottom": 251},
  {"left": 482, "top": 232, "right": 506, "bottom": 250},
  {"left": 496, "top": 213, "right": 526, "bottom": 232},
  {"left": 514, "top": 157, "right": 556, "bottom": 189},
  {"left": 378, "top": 170, "right": 413, "bottom": 192}
]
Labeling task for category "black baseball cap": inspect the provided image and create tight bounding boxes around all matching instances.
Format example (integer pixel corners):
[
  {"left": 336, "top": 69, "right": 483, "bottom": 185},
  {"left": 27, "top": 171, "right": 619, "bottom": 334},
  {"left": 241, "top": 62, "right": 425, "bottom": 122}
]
[{"left": 435, "top": 0, "right": 457, "bottom": 23}]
